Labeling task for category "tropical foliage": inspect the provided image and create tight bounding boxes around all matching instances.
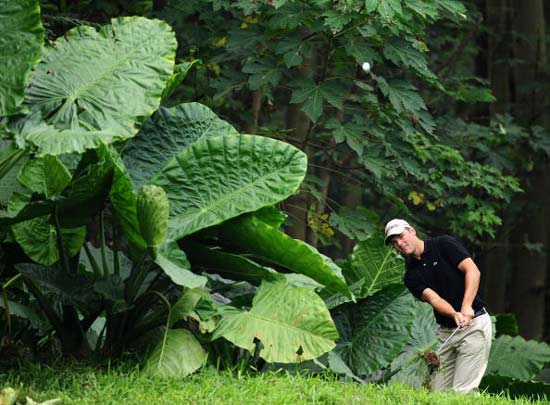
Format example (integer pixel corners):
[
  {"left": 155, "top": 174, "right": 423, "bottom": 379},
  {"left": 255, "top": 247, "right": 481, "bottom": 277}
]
[
  {"left": 0, "top": 3, "right": 348, "bottom": 377},
  {"left": 2, "top": 0, "right": 550, "bottom": 401}
]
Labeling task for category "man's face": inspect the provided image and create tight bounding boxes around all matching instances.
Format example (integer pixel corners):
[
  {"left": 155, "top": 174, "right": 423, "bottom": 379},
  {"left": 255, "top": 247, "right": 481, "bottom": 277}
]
[{"left": 390, "top": 228, "right": 417, "bottom": 255}]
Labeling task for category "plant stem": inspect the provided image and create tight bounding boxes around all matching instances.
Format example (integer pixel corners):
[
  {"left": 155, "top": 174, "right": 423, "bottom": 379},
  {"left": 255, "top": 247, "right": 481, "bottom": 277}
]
[
  {"left": 2, "top": 274, "right": 22, "bottom": 336},
  {"left": 99, "top": 211, "right": 109, "bottom": 276},
  {"left": 125, "top": 251, "right": 149, "bottom": 303},
  {"left": 112, "top": 218, "right": 120, "bottom": 276},
  {"left": 22, "top": 276, "right": 64, "bottom": 338},
  {"left": 83, "top": 242, "right": 102, "bottom": 277},
  {"left": 54, "top": 206, "right": 71, "bottom": 274}
]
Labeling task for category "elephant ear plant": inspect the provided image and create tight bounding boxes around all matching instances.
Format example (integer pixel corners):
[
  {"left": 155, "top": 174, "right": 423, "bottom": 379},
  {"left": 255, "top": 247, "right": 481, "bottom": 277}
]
[{"left": 0, "top": 2, "right": 349, "bottom": 377}]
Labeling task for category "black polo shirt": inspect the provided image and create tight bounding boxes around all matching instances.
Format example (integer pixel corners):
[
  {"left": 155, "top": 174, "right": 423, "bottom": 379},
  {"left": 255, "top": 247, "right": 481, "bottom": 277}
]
[{"left": 403, "top": 235, "right": 485, "bottom": 328}]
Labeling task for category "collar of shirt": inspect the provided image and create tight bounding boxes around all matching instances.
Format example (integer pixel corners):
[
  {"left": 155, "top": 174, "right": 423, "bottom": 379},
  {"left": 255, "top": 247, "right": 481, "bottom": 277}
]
[{"left": 409, "top": 239, "right": 433, "bottom": 262}]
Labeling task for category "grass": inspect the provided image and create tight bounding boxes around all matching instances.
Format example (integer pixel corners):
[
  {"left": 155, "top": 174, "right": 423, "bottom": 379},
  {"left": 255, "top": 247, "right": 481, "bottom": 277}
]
[{"left": 1, "top": 363, "right": 547, "bottom": 405}]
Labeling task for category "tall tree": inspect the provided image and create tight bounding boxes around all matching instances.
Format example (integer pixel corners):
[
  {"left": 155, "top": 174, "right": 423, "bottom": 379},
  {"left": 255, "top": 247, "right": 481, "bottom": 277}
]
[{"left": 508, "top": 1, "right": 548, "bottom": 340}]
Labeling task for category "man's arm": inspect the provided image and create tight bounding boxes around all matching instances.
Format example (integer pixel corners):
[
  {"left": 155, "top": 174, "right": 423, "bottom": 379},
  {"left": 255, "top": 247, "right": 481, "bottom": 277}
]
[
  {"left": 457, "top": 257, "right": 481, "bottom": 325},
  {"left": 421, "top": 288, "right": 466, "bottom": 327}
]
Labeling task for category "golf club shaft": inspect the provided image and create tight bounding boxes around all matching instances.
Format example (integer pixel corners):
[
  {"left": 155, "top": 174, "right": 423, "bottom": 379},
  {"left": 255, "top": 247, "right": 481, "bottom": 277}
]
[{"left": 437, "top": 324, "right": 462, "bottom": 354}]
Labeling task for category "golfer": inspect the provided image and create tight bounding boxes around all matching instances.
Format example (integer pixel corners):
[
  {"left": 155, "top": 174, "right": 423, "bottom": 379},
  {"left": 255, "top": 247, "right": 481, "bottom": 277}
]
[{"left": 384, "top": 219, "right": 492, "bottom": 393}]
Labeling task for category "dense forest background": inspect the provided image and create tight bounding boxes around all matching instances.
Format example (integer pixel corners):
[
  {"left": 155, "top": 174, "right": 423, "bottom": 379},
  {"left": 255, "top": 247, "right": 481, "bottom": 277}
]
[{"left": 24, "top": 0, "right": 550, "bottom": 342}]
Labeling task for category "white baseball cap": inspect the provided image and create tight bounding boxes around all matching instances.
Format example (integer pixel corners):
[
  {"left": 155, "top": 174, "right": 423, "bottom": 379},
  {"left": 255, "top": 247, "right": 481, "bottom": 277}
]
[{"left": 384, "top": 219, "right": 411, "bottom": 244}]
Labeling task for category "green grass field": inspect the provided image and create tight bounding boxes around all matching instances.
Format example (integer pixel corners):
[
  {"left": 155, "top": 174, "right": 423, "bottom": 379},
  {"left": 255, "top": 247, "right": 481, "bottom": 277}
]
[{"left": 1, "top": 364, "right": 546, "bottom": 405}]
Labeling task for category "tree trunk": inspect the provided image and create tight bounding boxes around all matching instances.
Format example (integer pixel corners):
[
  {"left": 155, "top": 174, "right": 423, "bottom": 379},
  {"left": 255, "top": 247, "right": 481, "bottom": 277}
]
[
  {"left": 283, "top": 103, "right": 311, "bottom": 240},
  {"left": 509, "top": 166, "right": 550, "bottom": 339},
  {"left": 482, "top": 0, "right": 512, "bottom": 313},
  {"left": 282, "top": 48, "right": 315, "bottom": 240},
  {"left": 481, "top": 226, "right": 510, "bottom": 314},
  {"left": 245, "top": 89, "right": 262, "bottom": 134},
  {"left": 486, "top": 0, "right": 511, "bottom": 115},
  {"left": 508, "top": 0, "right": 548, "bottom": 339}
]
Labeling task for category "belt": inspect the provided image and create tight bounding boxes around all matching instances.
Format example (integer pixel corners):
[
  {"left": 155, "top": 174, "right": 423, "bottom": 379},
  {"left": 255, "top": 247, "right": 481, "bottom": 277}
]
[{"left": 473, "top": 307, "right": 487, "bottom": 318}]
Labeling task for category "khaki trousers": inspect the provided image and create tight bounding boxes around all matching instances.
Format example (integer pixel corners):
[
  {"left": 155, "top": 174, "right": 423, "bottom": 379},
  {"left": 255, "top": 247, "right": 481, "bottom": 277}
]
[{"left": 432, "top": 312, "right": 492, "bottom": 393}]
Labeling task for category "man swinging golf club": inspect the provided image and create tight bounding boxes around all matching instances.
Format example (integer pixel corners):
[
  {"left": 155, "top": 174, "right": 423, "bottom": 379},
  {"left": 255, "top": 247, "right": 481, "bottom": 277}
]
[{"left": 384, "top": 219, "right": 492, "bottom": 393}]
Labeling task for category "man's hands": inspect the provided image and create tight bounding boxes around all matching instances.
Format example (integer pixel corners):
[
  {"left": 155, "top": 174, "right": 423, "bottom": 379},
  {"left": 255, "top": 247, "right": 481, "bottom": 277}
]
[
  {"left": 456, "top": 305, "right": 475, "bottom": 327},
  {"left": 453, "top": 311, "right": 465, "bottom": 327},
  {"left": 421, "top": 288, "right": 475, "bottom": 327}
]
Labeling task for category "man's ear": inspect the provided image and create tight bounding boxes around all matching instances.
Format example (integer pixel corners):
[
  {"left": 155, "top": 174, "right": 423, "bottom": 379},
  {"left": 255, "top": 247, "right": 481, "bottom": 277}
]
[{"left": 409, "top": 227, "right": 416, "bottom": 236}]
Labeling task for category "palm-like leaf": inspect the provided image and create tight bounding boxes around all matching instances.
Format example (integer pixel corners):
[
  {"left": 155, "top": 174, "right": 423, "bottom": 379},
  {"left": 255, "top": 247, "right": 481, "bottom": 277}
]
[
  {"left": 0, "top": 0, "right": 44, "bottom": 115},
  {"left": 343, "top": 234, "right": 404, "bottom": 299},
  {"left": 152, "top": 135, "right": 307, "bottom": 241},
  {"left": 212, "top": 281, "right": 338, "bottom": 363},
  {"left": 487, "top": 335, "right": 550, "bottom": 381},
  {"left": 390, "top": 301, "right": 437, "bottom": 387},
  {"left": 18, "top": 17, "right": 176, "bottom": 155},
  {"left": 123, "top": 102, "right": 238, "bottom": 190},
  {"left": 334, "top": 284, "right": 415, "bottom": 376}
]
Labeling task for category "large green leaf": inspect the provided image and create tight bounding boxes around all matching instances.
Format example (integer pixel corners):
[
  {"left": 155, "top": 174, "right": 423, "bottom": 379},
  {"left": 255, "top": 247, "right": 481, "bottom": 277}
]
[
  {"left": 487, "top": 335, "right": 550, "bottom": 381},
  {"left": 218, "top": 214, "right": 351, "bottom": 298},
  {"left": 53, "top": 153, "right": 114, "bottom": 228},
  {"left": 11, "top": 215, "right": 85, "bottom": 266},
  {"left": 98, "top": 145, "right": 146, "bottom": 255},
  {"left": 212, "top": 281, "right": 338, "bottom": 363},
  {"left": 154, "top": 241, "right": 207, "bottom": 288},
  {"left": 11, "top": 117, "right": 120, "bottom": 157},
  {"left": 334, "top": 284, "right": 415, "bottom": 376},
  {"left": 253, "top": 205, "right": 287, "bottom": 229},
  {"left": 17, "top": 155, "right": 71, "bottom": 198},
  {"left": 170, "top": 288, "right": 216, "bottom": 332},
  {"left": 0, "top": 153, "right": 113, "bottom": 229},
  {"left": 343, "top": 234, "right": 404, "bottom": 299},
  {"left": 19, "top": 17, "right": 176, "bottom": 155},
  {"left": 143, "top": 328, "right": 206, "bottom": 378},
  {"left": 390, "top": 301, "right": 438, "bottom": 388},
  {"left": 152, "top": 135, "right": 307, "bottom": 241},
  {"left": 0, "top": 0, "right": 44, "bottom": 116},
  {"left": 184, "top": 241, "right": 284, "bottom": 285},
  {"left": 123, "top": 103, "right": 238, "bottom": 191},
  {"left": 15, "top": 263, "right": 100, "bottom": 313},
  {"left": 9, "top": 192, "right": 85, "bottom": 266}
]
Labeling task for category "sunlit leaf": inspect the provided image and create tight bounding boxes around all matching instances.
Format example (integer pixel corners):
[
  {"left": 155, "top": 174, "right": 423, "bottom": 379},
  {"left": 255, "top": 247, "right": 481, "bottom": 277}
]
[
  {"left": 0, "top": 0, "right": 44, "bottom": 115},
  {"left": 123, "top": 103, "right": 238, "bottom": 191},
  {"left": 212, "top": 281, "right": 338, "bottom": 363},
  {"left": 144, "top": 329, "right": 206, "bottom": 377},
  {"left": 19, "top": 17, "right": 176, "bottom": 154},
  {"left": 153, "top": 135, "right": 307, "bottom": 241}
]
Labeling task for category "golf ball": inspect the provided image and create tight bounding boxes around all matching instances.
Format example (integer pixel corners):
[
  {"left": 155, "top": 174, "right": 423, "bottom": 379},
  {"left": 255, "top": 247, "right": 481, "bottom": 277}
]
[{"left": 362, "top": 62, "right": 371, "bottom": 73}]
